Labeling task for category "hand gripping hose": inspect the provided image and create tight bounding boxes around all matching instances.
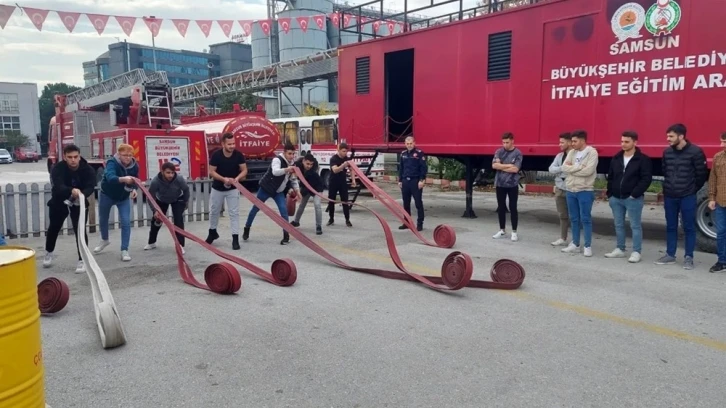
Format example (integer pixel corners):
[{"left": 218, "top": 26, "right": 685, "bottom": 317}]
[
  {"left": 132, "top": 178, "right": 297, "bottom": 290},
  {"left": 77, "top": 193, "right": 127, "bottom": 349}
]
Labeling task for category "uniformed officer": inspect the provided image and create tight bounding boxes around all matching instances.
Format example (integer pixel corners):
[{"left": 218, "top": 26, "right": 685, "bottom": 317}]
[{"left": 398, "top": 136, "right": 428, "bottom": 231}]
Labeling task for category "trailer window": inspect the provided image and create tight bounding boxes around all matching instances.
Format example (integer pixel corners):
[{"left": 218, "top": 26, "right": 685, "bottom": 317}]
[
  {"left": 313, "top": 119, "right": 335, "bottom": 144},
  {"left": 92, "top": 140, "right": 100, "bottom": 159},
  {"left": 284, "top": 121, "right": 298, "bottom": 145},
  {"left": 356, "top": 57, "right": 370, "bottom": 95},
  {"left": 487, "top": 31, "right": 512, "bottom": 81},
  {"left": 275, "top": 123, "right": 284, "bottom": 137}
]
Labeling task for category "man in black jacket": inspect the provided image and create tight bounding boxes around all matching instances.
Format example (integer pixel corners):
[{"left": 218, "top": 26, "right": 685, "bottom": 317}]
[
  {"left": 290, "top": 153, "right": 325, "bottom": 235},
  {"left": 655, "top": 123, "right": 708, "bottom": 270},
  {"left": 144, "top": 162, "right": 190, "bottom": 253},
  {"left": 605, "top": 131, "right": 653, "bottom": 263},
  {"left": 42, "top": 144, "right": 97, "bottom": 273}
]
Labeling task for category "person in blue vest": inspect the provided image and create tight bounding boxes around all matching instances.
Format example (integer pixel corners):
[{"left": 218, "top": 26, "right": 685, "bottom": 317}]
[
  {"left": 242, "top": 142, "right": 301, "bottom": 245},
  {"left": 398, "top": 136, "right": 428, "bottom": 231}
]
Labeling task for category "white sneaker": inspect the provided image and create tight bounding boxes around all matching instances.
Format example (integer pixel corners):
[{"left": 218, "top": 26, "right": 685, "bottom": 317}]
[
  {"left": 75, "top": 260, "right": 86, "bottom": 274},
  {"left": 628, "top": 252, "right": 641, "bottom": 263},
  {"left": 181, "top": 247, "right": 186, "bottom": 255},
  {"left": 121, "top": 250, "right": 131, "bottom": 262},
  {"left": 42, "top": 252, "right": 53, "bottom": 268},
  {"left": 492, "top": 230, "right": 506, "bottom": 239},
  {"left": 94, "top": 240, "right": 110, "bottom": 254},
  {"left": 551, "top": 238, "right": 567, "bottom": 246},
  {"left": 144, "top": 243, "right": 157, "bottom": 250},
  {"left": 511, "top": 232, "right": 519, "bottom": 242},
  {"left": 583, "top": 247, "right": 593, "bottom": 257},
  {"left": 604, "top": 248, "right": 626, "bottom": 258},
  {"left": 561, "top": 242, "right": 580, "bottom": 253}
]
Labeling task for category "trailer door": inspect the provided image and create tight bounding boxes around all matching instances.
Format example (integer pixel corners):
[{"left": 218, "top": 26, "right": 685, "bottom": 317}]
[{"left": 145, "top": 136, "right": 191, "bottom": 179}]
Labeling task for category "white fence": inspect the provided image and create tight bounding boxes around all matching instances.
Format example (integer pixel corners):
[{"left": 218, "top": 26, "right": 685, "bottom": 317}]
[{"left": 0, "top": 179, "right": 215, "bottom": 240}]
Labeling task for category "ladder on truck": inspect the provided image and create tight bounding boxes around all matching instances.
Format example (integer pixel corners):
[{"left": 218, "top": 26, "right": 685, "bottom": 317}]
[
  {"left": 348, "top": 150, "right": 380, "bottom": 205},
  {"left": 142, "top": 87, "right": 173, "bottom": 127},
  {"left": 64, "top": 69, "right": 170, "bottom": 113}
]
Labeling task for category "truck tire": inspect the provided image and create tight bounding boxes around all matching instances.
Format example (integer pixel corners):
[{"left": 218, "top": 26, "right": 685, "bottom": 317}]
[
  {"left": 321, "top": 170, "right": 330, "bottom": 190},
  {"left": 695, "top": 185, "right": 717, "bottom": 254}
]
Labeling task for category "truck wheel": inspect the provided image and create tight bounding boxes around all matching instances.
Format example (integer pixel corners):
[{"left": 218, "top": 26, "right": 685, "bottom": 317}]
[
  {"left": 321, "top": 170, "right": 330, "bottom": 190},
  {"left": 695, "top": 185, "right": 717, "bottom": 254}
]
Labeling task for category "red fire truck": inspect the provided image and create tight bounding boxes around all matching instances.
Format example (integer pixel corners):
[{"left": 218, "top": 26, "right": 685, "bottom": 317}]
[
  {"left": 47, "top": 69, "right": 209, "bottom": 182},
  {"left": 337, "top": 0, "right": 726, "bottom": 252}
]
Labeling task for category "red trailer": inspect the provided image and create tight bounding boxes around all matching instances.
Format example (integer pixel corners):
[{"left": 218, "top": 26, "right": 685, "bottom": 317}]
[{"left": 337, "top": 0, "right": 726, "bottom": 252}]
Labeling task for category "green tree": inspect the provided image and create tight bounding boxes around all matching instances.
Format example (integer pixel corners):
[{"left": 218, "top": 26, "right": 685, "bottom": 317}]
[
  {"left": 0, "top": 131, "right": 31, "bottom": 151},
  {"left": 39, "top": 83, "right": 82, "bottom": 150},
  {"left": 217, "top": 92, "right": 258, "bottom": 112}
]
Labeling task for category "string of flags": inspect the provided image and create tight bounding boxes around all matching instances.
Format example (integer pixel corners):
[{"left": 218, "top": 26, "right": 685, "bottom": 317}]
[{"left": 0, "top": 4, "right": 410, "bottom": 38}]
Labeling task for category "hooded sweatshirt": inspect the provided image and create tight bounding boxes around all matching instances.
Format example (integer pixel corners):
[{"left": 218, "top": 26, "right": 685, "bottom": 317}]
[
  {"left": 49, "top": 157, "right": 97, "bottom": 207},
  {"left": 100, "top": 153, "right": 140, "bottom": 201},
  {"left": 148, "top": 171, "right": 190, "bottom": 210},
  {"left": 294, "top": 157, "right": 324, "bottom": 196},
  {"left": 560, "top": 146, "right": 599, "bottom": 192}
]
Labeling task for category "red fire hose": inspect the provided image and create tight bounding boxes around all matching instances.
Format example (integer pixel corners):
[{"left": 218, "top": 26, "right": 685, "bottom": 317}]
[
  {"left": 132, "top": 178, "right": 298, "bottom": 292},
  {"left": 37, "top": 277, "right": 70, "bottom": 314}
]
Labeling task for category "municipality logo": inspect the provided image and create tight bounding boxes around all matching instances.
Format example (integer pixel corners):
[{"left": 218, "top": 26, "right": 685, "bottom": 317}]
[{"left": 645, "top": 0, "right": 682, "bottom": 36}]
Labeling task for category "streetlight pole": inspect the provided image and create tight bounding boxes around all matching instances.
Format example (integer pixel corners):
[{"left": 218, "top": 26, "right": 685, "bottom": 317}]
[
  {"left": 208, "top": 62, "right": 216, "bottom": 113},
  {"left": 145, "top": 15, "right": 158, "bottom": 71}
]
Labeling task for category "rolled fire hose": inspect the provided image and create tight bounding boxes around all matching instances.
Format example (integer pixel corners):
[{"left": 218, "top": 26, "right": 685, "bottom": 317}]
[
  {"left": 76, "top": 193, "right": 127, "bottom": 349},
  {"left": 132, "top": 178, "right": 298, "bottom": 290}
]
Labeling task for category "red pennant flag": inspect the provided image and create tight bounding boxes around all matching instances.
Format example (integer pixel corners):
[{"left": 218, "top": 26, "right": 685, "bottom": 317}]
[
  {"left": 360, "top": 16, "right": 369, "bottom": 25},
  {"left": 372, "top": 20, "right": 381, "bottom": 34},
  {"left": 278, "top": 17, "right": 291, "bottom": 34},
  {"left": 343, "top": 14, "right": 351, "bottom": 28},
  {"left": 87, "top": 14, "right": 110, "bottom": 35},
  {"left": 22, "top": 7, "right": 49, "bottom": 31},
  {"left": 196, "top": 20, "right": 212, "bottom": 37},
  {"left": 386, "top": 21, "right": 395, "bottom": 34},
  {"left": 296, "top": 16, "right": 309, "bottom": 33},
  {"left": 143, "top": 16, "right": 162, "bottom": 37},
  {"left": 258, "top": 19, "right": 271, "bottom": 35},
  {"left": 115, "top": 16, "right": 137, "bottom": 37},
  {"left": 0, "top": 5, "right": 15, "bottom": 29},
  {"left": 217, "top": 20, "right": 234, "bottom": 37},
  {"left": 171, "top": 19, "right": 190, "bottom": 37},
  {"left": 56, "top": 11, "right": 81, "bottom": 33},
  {"left": 329, "top": 12, "right": 339, "bottom": 28},
  {"left": 238, "top": 20, "right": 253, "bottom": 36},
  {"left": 313, "top": 14, "right": 325, "bottom": 30}
]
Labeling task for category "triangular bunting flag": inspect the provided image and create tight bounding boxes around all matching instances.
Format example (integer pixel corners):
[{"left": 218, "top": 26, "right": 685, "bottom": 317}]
[
  {"left": 218, "top": 20, "right": 234, "bottom": 37},
  {"left": 86, "top": 14, "right": 110, "bottom": 35},
  {"left": 296, "top": 16, "right": 309, "bottom": 33},
  {"left": 278, "top": 17, "right": 291, "bottom": 34},
  {"left": 258, "top": 19, "right": 271, "bottom": 35},
  {"left": 238, "top": 20, "right": 252, "bottom": 36},
  {"left": 196, "top": 20, "right": 212, "bottom": 37},
  {"left": 22, "top": 7, "right": 49, "bottom": 31},
  {"left": 56, "top": 11, "right": 81, "bottom": 33},
  {"left": 172, "top": 19, "right": 190, "bottom": 37},
  {"left": 143, "top": 16, "right": 162, "bottom": 37},
  {"left": 0, "top": 4, "right": 15, "bottom": 29},
  {"left": 313, "top": 14, "right": 325, "bottom": 30},
  {"left": 115, "top": 16, "right": 137, "bottom": 37}
]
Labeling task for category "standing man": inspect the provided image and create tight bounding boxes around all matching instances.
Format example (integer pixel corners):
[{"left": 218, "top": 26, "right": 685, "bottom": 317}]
[
  {"left": 491, "top": 132, "right": 523, "bottom": 241},
  {"left": 243, "top": 142, "right": 300, "bottom": 245},
  {"left": 604, "top": 131, "right": 653, "bottom": 263},
  {"left": 327, "top": 142, "right": 356, "bottom": 227},
  {"left": 656, "top": 123, "right": 708, "bottom": 269},
  {"left": 560, "top": 130, "right": 599, "bottom": 257},
  {"left": 205, "top": 133, "right": 248, "bottom": 250},
  {"left": 144, "top": 162, "right": 190, "bottom": 254},
  {"left": 548, "top": 132, "right": 571, "bottom": 246},
  {"left": 707, "top": 132, "right": 726, "bottom": 273},
  {"left": 93, "top": 143, "right": 139, "bottom": 262},
  {"left": 42, "top": 144, "right": 96, "bottom": 273},
  {"left": 397, "top": 136, "right": 428, "bottom": 231},
  {"left": 290, "top": 153, "right": 325, "bottom": 235}
]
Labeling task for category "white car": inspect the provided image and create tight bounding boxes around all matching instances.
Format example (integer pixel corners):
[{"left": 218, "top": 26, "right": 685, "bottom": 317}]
[{"left": 0, "top": 149, "right": 12, "bottom": 164}]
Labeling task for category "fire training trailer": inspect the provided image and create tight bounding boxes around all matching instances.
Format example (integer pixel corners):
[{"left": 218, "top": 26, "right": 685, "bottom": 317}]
[{"left": 337, "top": 0, "right": 726, "bottom": 253}]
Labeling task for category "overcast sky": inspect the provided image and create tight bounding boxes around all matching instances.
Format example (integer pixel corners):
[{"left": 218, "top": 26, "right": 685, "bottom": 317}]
[{"left": 0, "top": 0, "right": 472, "bottom": 91}]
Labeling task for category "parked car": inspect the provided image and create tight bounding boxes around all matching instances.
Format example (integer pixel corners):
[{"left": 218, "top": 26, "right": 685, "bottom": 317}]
[
  {"left": 0, "top": 149, "right": 13, "bottom": 164},
  {"left": 14, "top": 147, "right": 39, "bottom": 162}
]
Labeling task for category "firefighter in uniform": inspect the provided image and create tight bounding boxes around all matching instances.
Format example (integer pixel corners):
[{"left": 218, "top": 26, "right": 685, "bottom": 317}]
[{"left": 398, "top": 136, "right": 428, "bottom": 231}]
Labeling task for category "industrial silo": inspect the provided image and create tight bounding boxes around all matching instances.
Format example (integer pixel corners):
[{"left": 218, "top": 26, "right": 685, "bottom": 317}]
[{"left": 251, "top": 19, "right": 279, "bottom": 68}]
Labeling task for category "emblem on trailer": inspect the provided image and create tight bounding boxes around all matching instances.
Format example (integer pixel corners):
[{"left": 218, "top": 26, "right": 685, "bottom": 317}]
[
  {"left": 222, "top": 115, "right": 282, "bottom": 159},
  {"left": 645, "top": 0, "right": 681, "bottom": 36},
  {"left": 611, "top": 2, "right": 646, "bottom": 43}
]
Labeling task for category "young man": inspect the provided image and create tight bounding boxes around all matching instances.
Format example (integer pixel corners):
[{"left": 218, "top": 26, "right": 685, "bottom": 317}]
[
  {"left": 397, "top": 136, "right": 428, "bottom": 231},
  {"left": 707, "top": 132, "right": 726, "bottom": 273},
  {"left": 43, "top": 144, "right": 96, "bottom": 273},
  {"left": 548, "top": 132, "right": 571, "bottom": 246},
  {"left": 492, "top": 132, "right": 523, "bottom": 241},
  {"left": 327, "top": 142, "right": 356, "bottom": 227},
  {"left": 144, "top": 162, "right": 191, "bottom": 254},
  {"left": 560, "top": 130, "right": 599, "bottom": 257},
  {"left": 290, "top": 153, "right": 325, "bottom": 235},
  {"left": 94, "top": 143, "right": 139, "bottom": 261},
  {"left": 605, "top": 131, "right": 653, "bottom": 263},
  {"left": 243, "top": 142, "right": 300, "bottom": 245},
  {"left": 206, "top": 132, "right": 248, "bottom": 250},
  {"left": 656, "top": 123, "right": 707, "bottom": 269}
]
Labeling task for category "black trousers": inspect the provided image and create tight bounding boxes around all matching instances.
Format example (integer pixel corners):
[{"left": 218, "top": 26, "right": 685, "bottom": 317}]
[
  {"left": 401, "top": 178, "right": 424, "bottom": 225},
  {"left": 327, "top": 182, "right": 350, "bottom": 221},
  {"left": 45, "top": 202, "right": 88, "bottom": 260},
  {"left": 148, "top": 200, "right": 186, "bottom": 246},
  {"left": 496, "top": 186, "right": 519, "bottom": 230}
]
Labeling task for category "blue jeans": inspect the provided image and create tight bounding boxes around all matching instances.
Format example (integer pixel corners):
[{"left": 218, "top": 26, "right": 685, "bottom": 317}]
[
  {"left": 566, "top": 191, "right": 595, "bottom": 248},
  {"left": 609, "top": 196, "right": 644, "bottom": 253},
  {"left": 245, "top": 188, "right": 289, "bottom": 231},
  {"left": 715, "top": 205, "right": 726, "bottom": 263},
  {"left": 98, "top": 191, "right": 132, "bottom": 251},
  {"left": 0, "top": 232, "right": 6, "bottom": 246},
  {"left": 664, "top": 194, "right": 696, "bottom": 258}
]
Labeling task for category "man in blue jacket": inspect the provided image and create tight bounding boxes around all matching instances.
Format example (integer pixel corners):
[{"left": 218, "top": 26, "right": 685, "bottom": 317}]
[
  {"left": 398, "top": 136, "right": 428, "bottom": 231},
  {"left": 144, "top": 161, "right": 190, "bottom": 253},
  {"left": 93, "top": 143, "right": 139, "bottom": 261}
]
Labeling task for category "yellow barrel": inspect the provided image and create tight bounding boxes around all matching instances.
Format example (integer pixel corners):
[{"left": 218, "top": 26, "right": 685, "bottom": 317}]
[{"left": 0, "top": 246, "right": 46, "bottom": 408}]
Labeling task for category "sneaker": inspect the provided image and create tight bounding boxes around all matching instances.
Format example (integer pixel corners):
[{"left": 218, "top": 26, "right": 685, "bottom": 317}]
[
  {"left": 683, "top": 256, "right": 694, "bottom": 270},
  {"left": 492, "top": 230, "right": 506, "bottom": 239},
  {"left": 290, "top": 221, "right": 300, "bottom": 227},
  {"left": 42, "top": 252, "right": 53, "bottom": 268},
  {"left": 628, "top": 252, "right": 642, "bottom": 263},
  {"left": 654, "top": 255, "right": 676, "bottom": 265},
  {"left": 181, "top": 247, "right": 186, "bottom": 255},
  {"left": 604, "top": 248, "right": 626, "bottom": 258},
  {"left": 583, "top": 247, "right": 593, "bottom": 257},
  {"left": 93, "top": 240, "right": 110, "bottom": 254},
  {"left": 561, "top": 242, "right": 580, "bottom": 253},
  {"left": 144, "top": 243, "right": 157, "bottom": 250},
  {"left": 346, "top": 220, "right": 353, "bottom": 227},
  {"left": 75, "top": 260, "right": 85, "bottom": 274},
  {"left": 551, "top": 238, "right": 567, "bottom": 246},
  {"left": 511, "top": 232, "right": 519, "bottom": 242},
  {"left": 709, "top": 262, "right": 726, "bottom": 273},
  {"left": 316, "top": 225, "right": 323, "bottom": 235},
  {"left": 121, "top": 250, "right": 131, "bottom": 262}
]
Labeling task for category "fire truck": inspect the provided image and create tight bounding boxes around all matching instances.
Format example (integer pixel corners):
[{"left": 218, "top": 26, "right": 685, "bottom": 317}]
[
  {"left": 338, "top": 0, "right": 726, "bottom": 253},
  {"left": 47, "top": 69, "right": 209, "bottom": 183}
]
